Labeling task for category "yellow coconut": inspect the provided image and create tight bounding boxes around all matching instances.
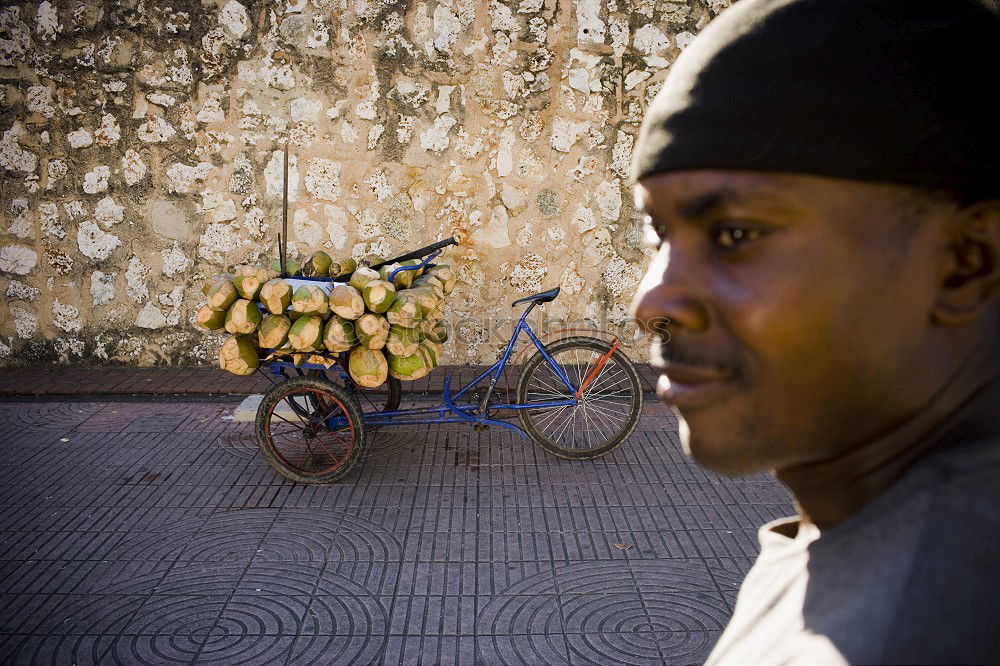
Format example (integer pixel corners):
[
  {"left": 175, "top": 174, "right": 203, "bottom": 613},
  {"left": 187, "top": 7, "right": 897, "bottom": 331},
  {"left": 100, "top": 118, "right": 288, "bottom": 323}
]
[
  {"left": 195, "top": 303, "right": 227, "bottom": 332},
  {"left": 259, "top": 278, "right": 293, "bottom": 314},
  {"left": 224, "top": 299, "right": 262, "bottom": 335},
  {"left": 258, "top": 314, "right": 292, "bottom": 349},
  {"left": 362, "top": 279, "right": 397, "bottom": 314},
  {"left": 219, "top": 335, "right": 259, "bottom": 376},
  {"left": 329, "top": 284, "right": 365, "bottom": 320},
  {"left": 287, "top": 314, "right": 325, "bottom": 352},
  {"left": 205, "top": 278, "right": 239, "bottom": 311},
  {"left": 349, "top": 346, "right": 388, "bottom": 388},
  {"left": 356, "top": 313, "right": 389, "bottom": 350},
  {"left": 323, "top": 315, "right": 358, "bottom": 352},
  {"left": 291, "top": 284, "right": 330, "bottom": 317}
]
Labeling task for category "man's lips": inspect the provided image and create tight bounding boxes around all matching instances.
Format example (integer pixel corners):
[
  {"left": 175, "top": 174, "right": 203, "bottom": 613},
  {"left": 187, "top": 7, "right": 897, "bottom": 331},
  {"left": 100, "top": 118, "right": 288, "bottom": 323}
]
[{"left": 653, "top": 362, "right": 739, "bottom": 410}]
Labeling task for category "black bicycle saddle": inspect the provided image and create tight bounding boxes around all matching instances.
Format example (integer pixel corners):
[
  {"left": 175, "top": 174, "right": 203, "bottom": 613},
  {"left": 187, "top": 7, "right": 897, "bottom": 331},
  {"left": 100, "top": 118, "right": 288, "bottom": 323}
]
[{"left": 511, "top": 286, "right": 560, "bottom": 307}]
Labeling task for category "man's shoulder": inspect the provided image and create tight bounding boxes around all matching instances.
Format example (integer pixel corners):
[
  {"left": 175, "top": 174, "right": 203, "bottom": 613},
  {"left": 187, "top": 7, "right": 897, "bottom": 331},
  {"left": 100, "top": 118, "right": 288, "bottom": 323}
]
[
  {"left": 880, "top": 437, "right": 1000, "bottom": 663},
  {"left": 796, "top": 438, "right": 1000, "bottom": 663},
  {"left": 921, "top": 435, "right": 1000, "bottom": 477},
  {"left": 870, "top": 437, "right": 1000, "bottom": 525}
]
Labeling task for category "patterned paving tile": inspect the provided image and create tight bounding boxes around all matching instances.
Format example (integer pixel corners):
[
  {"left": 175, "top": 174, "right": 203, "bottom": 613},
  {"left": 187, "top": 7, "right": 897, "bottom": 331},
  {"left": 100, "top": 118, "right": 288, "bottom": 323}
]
[{"left": 0, "top": 398, "right": 793, "bottom": 665}]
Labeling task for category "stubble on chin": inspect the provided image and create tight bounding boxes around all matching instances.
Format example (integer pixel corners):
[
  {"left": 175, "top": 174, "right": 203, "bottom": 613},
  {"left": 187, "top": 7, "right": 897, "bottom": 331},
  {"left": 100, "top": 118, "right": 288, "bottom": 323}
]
[{"left": 681, "top": 410, "right": 767, "bottom": 477}]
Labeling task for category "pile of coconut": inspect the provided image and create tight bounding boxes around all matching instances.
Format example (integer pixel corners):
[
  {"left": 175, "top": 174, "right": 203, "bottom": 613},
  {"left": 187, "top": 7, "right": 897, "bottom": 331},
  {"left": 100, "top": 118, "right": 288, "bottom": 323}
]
[{"left": 194, "top": 251, "right": 456, "bottom": 388}]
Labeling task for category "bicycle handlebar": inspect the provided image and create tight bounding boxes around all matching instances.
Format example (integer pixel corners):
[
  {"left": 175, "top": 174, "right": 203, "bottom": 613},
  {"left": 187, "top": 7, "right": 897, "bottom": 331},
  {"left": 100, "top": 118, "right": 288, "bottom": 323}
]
[{"left": 388, "top": 249, "right": 442, "bottom": 282}]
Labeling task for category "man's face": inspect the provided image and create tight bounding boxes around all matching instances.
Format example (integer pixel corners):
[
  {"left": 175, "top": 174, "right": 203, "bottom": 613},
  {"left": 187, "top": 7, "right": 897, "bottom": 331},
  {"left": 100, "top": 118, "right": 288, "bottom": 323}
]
[{"left": 631, "top": 170, "right": 949, "bottom": 475}]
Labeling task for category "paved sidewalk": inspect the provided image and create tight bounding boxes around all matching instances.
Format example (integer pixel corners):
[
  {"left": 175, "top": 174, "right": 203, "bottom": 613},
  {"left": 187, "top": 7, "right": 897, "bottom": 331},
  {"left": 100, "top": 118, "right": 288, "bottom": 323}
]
[
  {"left": 0, "top": 397, "right": 791, "bottom": 665},
  {"left": 0, "top": 365, "right": 662, "bottom": 397}
]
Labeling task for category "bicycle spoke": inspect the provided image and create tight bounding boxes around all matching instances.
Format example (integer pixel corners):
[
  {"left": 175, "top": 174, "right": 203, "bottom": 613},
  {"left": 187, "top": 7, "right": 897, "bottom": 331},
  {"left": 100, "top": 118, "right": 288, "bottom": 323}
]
[
  {"left": 271, "top": 410, "right": 303, "bottom": 427},
  {"left": 533, "top": 404, "right": 572, "bottom": 432}
]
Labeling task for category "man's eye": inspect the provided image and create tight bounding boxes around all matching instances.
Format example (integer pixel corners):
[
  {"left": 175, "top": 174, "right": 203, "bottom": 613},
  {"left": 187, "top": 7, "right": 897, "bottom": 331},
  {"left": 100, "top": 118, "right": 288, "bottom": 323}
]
[{"left": 713, "top": 224, "right": 764, "bottom": 250}]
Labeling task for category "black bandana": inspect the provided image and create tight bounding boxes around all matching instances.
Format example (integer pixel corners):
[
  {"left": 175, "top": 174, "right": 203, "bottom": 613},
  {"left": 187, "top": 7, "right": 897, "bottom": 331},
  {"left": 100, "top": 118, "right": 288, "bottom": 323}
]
[{"left": 632, "top": 0, "right": 1000, "bottom": 202}]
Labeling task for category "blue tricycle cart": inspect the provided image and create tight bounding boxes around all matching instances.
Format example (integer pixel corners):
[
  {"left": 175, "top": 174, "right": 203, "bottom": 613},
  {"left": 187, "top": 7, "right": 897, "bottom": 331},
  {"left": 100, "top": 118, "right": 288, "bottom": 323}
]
[{"left": 254, "top": 237, "right": 644, "bottom": 483}]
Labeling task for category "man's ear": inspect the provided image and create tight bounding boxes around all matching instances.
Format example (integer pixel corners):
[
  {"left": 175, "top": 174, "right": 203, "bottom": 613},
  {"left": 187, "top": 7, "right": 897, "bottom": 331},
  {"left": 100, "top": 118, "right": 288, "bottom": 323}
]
[{"left": 932, "top": 200, "right": 1000, "bottom": 326}]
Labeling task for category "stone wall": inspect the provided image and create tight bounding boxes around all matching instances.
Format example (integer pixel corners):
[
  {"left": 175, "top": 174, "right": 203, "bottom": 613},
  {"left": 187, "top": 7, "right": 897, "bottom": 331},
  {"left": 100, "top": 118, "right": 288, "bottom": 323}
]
[{"left": 0, "top": 0, "right": 730, "bottom": 366}]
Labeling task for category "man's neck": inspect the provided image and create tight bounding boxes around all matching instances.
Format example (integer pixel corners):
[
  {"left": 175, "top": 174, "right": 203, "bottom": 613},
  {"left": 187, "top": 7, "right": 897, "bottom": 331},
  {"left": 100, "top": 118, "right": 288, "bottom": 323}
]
[{"left": 775, "top": 348, "right": 1000, "bottom": 531}]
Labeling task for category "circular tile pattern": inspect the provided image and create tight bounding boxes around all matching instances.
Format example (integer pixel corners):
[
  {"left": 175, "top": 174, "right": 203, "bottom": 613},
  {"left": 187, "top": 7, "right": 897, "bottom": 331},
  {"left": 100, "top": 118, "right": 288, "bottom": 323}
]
[
  {"left": 0, "top": 402, "right": 102, "bottom": 431},
  {"left": 105, "top": 509, "right": 402, "bottom": 566},
  {"left": 477, "top": 561, "right": 729, "bottom": 664},
  {"left": 257, "top": 509, "right": 403, "bottom": 564},
  {"left": 216, "top": 425, "right": 260, "bottom": 460},
  {"left": 107, "top": 565, "right": 387, "bottom": 666}
]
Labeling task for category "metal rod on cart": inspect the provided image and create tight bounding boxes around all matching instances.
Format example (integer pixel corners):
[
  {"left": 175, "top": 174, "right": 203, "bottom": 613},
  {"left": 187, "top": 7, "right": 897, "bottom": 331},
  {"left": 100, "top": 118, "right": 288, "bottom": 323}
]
[{"left": 280, "top": 139, "right": 289, "bottom": 276}]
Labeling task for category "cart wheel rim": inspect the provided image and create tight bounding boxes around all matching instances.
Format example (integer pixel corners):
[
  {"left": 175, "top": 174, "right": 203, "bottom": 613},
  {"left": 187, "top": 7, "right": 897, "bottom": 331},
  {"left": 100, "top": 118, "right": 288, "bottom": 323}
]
[{"left": 263, "top": 387, "right": 356, "bottom": 478}]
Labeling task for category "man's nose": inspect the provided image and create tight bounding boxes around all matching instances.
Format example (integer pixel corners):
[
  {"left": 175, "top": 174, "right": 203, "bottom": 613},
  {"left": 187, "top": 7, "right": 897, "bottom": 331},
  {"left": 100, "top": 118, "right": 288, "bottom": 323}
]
[{"left": 630, "top": 247, "right": 710, "bottom": 334}]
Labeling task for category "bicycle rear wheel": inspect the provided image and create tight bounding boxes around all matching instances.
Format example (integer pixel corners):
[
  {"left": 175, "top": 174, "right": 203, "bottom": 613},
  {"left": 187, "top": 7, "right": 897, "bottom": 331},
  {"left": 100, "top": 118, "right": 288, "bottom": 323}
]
[
  {"left": 255, "top": 376, "right": 367, "bottom": 483},
  {"left": 300, "top": 368, "right": 402, "bottom": 417},
  {"left": 516, "top": 336, "right": 643, "bottom": 459}
]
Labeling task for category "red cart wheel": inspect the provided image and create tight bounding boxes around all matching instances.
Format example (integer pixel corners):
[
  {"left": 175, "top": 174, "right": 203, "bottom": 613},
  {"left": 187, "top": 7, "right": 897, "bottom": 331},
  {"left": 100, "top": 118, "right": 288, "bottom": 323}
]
[{"left": 255, "top": 377, "right": 367, "bottom": 483}]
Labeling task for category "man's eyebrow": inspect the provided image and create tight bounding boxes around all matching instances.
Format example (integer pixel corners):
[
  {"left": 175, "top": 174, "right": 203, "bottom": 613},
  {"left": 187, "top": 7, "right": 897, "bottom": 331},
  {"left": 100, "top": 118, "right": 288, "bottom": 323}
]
[{"left": 676, "top": 189, "right": 743, "bottom": 219}]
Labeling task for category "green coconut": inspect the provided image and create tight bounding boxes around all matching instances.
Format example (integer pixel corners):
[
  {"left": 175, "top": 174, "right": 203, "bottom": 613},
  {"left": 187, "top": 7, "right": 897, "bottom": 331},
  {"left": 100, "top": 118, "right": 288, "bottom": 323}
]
[
  {"left": 417, "top": 340, "right": 442, "bottom": 369},
  {"left": 334, "top": 257, "right": 357, "bottom": 277},
  {"left": 323, "top": 315, "right": 358, "bottom": 352},
  {"left": 195, "top": 303, "right": 227, "bottom": 332},
  {"left": 355, "top": 313, "right": 389, "bottom": 350},
  {"left": 349, "top": 266, "right": 380, "bottom": 292},
  {"left": 427, "top": 264, "right": 456, "bottom": 295},
  {"left": 259, "top": 278, "right": 292, "bottom": 314},
  {"left": 224, "top": 299, "right": 262, "bottom": 335},
  {"left": 201, "top": 274, "right": 228, "bottom": 296},
  {"left": 205, "top": 277, "right": 238, "bottom": 311},
  {"left": 359, "top": 254, "right": 383, "bottom": 268},
  {"left": 386, "top": 324, "right": 422, "bottom": 357},
  {"left": 362, "top": 279, "right": 396, "bottom": 314},
  {"left": 291, "top": 284, "right": 330, "bottom": 317},
  {"left": 329, "top": 284, "right": 365, "bottom": 320},
  {"left": 421, "top": 318, "right": 448, "bottom": 343},
  {"left": 219, "top": 334, "right": 259, "bottom": 376},
  {"left": 387, "top": 350, "right": 429, "bottom": 381},
  {"left": 349, "top": 346, "right": 388, "bottom": 388},
  {"left": 270, "top": 258, "right": 301, "bottom": 276},
  {"left": 258, "top": 314, "right": 291, "bottom": 349},
  {"left": 426, "top": 302, "right": 446, "bottom": 323},
  {"left": 412, "top": 274, "right": 445, "bottom": 299},
  {"left": 232, "top": 265, "right": 275, "bottom": 300},
  {"left": 287, "top": 314, "right": 325, "bottom": 352},
  {"left": 386, "top": 292, "right": 422, "bottom": 328},
  {"left": 408, "top": 286, "right": 439, "bottom": 316},
  {"left": 301, "top": 250, "right": 333, "bottom": 277},
  {"left": 379, "top": 262, "right": 415, "bottom": 289}
]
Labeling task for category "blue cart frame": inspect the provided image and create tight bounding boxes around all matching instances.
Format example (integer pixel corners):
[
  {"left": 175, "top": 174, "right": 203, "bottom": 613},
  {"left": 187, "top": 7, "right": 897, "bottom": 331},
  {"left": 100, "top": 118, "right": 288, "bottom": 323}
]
[
  {"left": 254, "top": 237, "right": 643, "bottom": 482},
  {"left": 265, "top": 247, "right": 586, "bottom": 439}
]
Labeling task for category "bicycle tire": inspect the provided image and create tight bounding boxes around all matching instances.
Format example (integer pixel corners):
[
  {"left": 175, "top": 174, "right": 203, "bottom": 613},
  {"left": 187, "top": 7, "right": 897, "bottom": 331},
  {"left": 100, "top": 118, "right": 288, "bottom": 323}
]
[
  {"left": 255, "top": 376, "right": 367, "bottom": 483},
  {"left": 516, "top": 336, "right": 643, "bottom": 459}
]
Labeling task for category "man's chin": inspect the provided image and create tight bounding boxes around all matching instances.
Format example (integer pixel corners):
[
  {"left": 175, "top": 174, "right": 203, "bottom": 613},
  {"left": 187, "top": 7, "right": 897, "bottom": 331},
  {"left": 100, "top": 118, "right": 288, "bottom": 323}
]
[{"left": 679, "top": 418, "right": 767, "bottom": 477}]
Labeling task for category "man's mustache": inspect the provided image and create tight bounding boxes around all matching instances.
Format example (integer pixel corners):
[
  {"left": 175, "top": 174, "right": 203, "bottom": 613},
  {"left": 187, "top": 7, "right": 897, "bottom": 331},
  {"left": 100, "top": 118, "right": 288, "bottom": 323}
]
[{"left": 654, "top": 338, "right": 745, "bottom": 378}]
